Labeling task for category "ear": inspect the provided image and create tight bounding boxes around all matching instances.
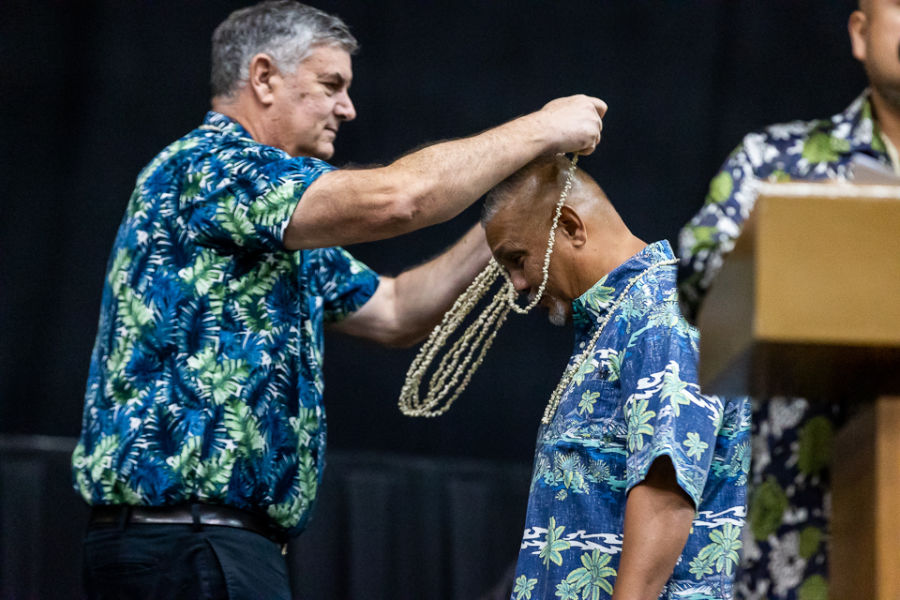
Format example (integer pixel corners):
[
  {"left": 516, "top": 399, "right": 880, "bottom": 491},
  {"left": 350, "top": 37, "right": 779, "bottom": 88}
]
[
  {"left": 247, "top": 53, "right": 280, "bottom": 106},
  {"left": 557, "top": 205, "right": 587, "bottom": 248},
  {"left": 849, "top": 10, "right": 868, "bottom": 63}
]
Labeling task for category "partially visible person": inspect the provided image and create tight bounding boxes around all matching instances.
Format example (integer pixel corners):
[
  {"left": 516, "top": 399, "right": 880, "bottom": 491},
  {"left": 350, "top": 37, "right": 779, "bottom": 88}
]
[
  {"left": 676, "top": 2, "right": 899, "bottom": 597},
  {"left": 72, "top": 2, "right": 606, "bottom": 598},
  {"left": 483, "top": 156, "right": 750, "bottom": 600}
]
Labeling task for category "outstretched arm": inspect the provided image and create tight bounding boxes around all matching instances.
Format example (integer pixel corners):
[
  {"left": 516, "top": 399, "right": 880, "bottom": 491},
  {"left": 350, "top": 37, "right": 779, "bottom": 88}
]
[
  {"left": 612, "top": 457, "right": 696, "bottom": 600},
  {"left": 284, "top": 95, "right": 607, "bottom": 250},
  {"left": 328, "top": 223, "right": 491, "bottom": 347}
]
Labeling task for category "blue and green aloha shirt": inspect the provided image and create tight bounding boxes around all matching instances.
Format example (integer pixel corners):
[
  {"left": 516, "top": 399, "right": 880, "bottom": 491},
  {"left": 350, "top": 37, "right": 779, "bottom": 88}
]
[
  {"left": 678, "top": 90, "right": 884, "bottom": 599},
  {"left": 511, "top": 241, "right": 750, "bottom": 600},
  {"left": 72, "top": 111, "right": 379, "bottom": 535}
]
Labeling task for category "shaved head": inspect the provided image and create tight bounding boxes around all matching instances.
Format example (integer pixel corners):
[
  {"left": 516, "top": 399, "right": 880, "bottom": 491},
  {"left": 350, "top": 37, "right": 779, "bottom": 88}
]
[{"left": 482, "top": 154, "right": 623, "bottom": 230}]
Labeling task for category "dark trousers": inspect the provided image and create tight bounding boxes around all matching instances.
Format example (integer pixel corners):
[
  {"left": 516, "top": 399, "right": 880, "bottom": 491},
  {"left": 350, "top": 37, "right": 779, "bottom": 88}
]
[{"left": 82, "top": 522, "right": 291, "bottom": 600}]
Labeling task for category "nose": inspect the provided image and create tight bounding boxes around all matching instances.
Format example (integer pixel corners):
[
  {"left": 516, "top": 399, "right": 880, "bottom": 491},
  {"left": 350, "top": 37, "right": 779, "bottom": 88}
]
[
  {"left": 335, "top": 91, "right": 356, "bottom": 122},
  {"left": 510, "top": 271, "right": 530, "bottom": 294}
]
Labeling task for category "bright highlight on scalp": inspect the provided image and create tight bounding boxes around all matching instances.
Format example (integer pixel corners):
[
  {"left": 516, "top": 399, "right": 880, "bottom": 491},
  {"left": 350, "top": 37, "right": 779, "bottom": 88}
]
[{"left": 397, "top": 155, "right": 579, "bottom": 418}]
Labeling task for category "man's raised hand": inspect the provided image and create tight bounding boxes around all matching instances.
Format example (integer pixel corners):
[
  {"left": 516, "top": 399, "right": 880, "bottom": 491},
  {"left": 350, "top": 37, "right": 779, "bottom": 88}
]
[{"left": 534, "top": 94, "right": 607, "bottom": 156}]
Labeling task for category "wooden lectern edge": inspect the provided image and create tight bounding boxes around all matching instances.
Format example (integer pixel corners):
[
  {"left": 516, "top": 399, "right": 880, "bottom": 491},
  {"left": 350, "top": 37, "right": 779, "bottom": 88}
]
[
  {"left": 699, "top": 183, "right": 900, "bottom": 396},
  {"left": 756, "top": 181, "right": 900, "bottom": 200}
]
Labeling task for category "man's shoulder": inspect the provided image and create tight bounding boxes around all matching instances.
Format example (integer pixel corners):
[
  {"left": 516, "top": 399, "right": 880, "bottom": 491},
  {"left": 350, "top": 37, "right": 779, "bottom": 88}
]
[
  {"left": 622, "top": 264, "right": 699, "bottom": 351},
  {"left": 736, "top": 115, "right": 834, "bottom": 157},
  {"left": 732, "top": 92, "right": 867, "bottom": 164},
  {"left": 624, "top": 252, "right": 680, "bottom": 304}
]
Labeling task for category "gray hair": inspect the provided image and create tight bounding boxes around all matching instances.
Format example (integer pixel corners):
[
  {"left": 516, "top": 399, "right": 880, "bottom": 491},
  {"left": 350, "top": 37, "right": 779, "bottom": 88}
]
[{"left": 211, "top": 0, "right": 358, "bottom": 98}]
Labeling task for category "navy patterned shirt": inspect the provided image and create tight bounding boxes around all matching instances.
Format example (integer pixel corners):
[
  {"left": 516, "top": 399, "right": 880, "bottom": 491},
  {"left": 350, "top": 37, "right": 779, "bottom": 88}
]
[
  {"left": 677, "top": 91, "right": 884, "bottom": 598},
  {"left": 511, "top": 241, "right": 750, "bottom": 600},
  {"left": 72, "top": 112, "right": 379, "bottom": 535}
]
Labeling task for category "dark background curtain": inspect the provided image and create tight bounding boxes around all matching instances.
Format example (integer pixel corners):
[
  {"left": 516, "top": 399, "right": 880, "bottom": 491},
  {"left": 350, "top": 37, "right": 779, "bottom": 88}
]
[{"left": 1, "top": 0, "right": 864, "bottom": 597}]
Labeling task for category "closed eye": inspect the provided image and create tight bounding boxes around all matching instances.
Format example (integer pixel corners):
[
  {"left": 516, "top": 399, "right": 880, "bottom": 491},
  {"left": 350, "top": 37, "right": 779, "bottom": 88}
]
[
  {"left": 319, "top": 74, "right": 349, "bottom": 96},
  {"left": 499, "top": 251, "right": 526, "bottom": 270}
]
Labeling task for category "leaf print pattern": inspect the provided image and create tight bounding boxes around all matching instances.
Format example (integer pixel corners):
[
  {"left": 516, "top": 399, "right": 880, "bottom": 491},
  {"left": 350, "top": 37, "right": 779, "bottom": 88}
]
[
  {"left": 624, "top": 397, "right": 655, "bottom": 452},
  {"left": 512, "top": 242, "right": 749, "bottom": 600},
  {"left": 677, "top": 91, "right": 877, "bottom": 597},
  {"left": 577, "top": 390, "right": 600, "bottom": 416},
  {"left": 540, "top": 517, "right": 572, "bottom": 568},
  {"left": 554, "top": 578, "right": 579, "bottom": 600},
  {"left": 659, "top": 361, "right": 691, "bottom": 416},
  {"left": 689, "top": 523, "right": 742, "bottom": 580},
  {"left": 683, "top": 432, "right": 708, "bottom": 460},
  {"left": 564, "top": 550, "right": 616, "bottom": 598},
  {"left": 571, "top": 357, "right": 598, "bottom": 387},
  {"left": 514, "top": 576, "right": 538, "bottom": 600},
  {"left": 72, "top": 111, "right": 379, "bottom": 535}
]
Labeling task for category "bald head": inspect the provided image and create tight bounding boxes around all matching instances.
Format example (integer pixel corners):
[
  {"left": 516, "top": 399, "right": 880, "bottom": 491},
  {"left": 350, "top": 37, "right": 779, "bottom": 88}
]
[{"left": 482, "top": 154, "right": 625, "bottom": 232}]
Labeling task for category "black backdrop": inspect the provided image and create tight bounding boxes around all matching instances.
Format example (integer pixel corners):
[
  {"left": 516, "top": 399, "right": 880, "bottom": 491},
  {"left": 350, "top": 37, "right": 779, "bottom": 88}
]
[{"left": 2, "top": 0, "right": 865, "bottom": 463}]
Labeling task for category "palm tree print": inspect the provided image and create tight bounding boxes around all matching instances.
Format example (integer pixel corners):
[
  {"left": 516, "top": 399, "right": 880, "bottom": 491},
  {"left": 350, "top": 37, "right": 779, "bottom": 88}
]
[
  {"left": 540, "top": 516, "right": 572, "bottom": 568},
  {"left": 554, "top": 578, "right": 579, "bottom": 600},
  {"left": 625, "top": 396, "right": 656, "bottom": 451},
  {"left": 689, "top": 522, "right": 742, "bottom": 579},
  {"left": 564, "top": 550, "right": 617, "bottom": 599},
  {"left": 513, "top": 575, "right": 538, "bottom": 600},
  {"left": 578, "top": 390, "right": 600, "bottom": 416},
  {"left": 683, "top": 431, "right": 708, "bottom": 460},
  {"left": 659, "top": 361, "right": 692, "bottom": 416},
  {"left": 554, "top": 452, "right": 588, "bottom": 493},
  {"left": 572, "top": 357, "right": 598, "bottom": 387}
]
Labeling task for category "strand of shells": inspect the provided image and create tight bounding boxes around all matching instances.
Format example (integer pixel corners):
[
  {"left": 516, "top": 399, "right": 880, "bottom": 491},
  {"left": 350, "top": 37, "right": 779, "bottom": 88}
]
[{"left": 398, "top": 156, "right": 578, "bottom": 417}]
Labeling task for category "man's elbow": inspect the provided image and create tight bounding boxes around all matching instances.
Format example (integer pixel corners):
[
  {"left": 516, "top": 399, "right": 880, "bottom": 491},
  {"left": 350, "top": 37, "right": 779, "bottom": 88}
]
[
  {"left": 380, "top": 192, "right": 422, "bottom": 232},
  {"left": 367, "top": 317, "right": 429, "bottom": 349},
  {"left": 374, "top": 177, "right": 428, "bottom": 231},
  {"left": 368, "top": 162, "right": 445, "bottom": 231}
]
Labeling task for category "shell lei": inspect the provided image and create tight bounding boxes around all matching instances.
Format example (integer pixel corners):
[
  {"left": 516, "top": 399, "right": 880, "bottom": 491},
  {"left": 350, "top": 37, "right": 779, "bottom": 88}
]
[{"left": 398, "top": 156, "right": 579, "bottom": 418}]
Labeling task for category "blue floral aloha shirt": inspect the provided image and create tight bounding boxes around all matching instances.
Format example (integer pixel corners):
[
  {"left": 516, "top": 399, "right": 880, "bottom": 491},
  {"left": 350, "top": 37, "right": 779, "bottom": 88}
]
[
  {"left": 511, "top": 241, "right": 750, "bottom": 600},
  {"left": 72, "top": 111, "right": 379, "bottom": 535},
  {"left": 678, "top": 90, "right": 883, "bottom": 599}
]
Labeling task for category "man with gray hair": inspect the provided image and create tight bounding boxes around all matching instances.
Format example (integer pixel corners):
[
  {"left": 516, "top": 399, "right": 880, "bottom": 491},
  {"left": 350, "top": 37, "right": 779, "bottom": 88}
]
[{"left": 73, "top": 1, "right": 606, "bottom": 598}]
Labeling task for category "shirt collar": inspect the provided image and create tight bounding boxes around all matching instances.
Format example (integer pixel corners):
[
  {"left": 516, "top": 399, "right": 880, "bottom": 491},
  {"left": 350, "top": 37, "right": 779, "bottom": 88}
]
[
  {"left": 843, "top": 89, "right": 889, "bottom": 158},
  {"left": 571, "top": 240, "right": 675, "bottom": 333},
  {"left": 201, "top": 111, "right": 257, "bottom": 143}
]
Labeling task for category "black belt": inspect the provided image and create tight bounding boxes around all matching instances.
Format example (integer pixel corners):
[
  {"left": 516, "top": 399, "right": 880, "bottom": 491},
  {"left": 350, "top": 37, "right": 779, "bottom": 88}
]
[{"left": 89, "top": 504, "right": 288, "bottom": 545}]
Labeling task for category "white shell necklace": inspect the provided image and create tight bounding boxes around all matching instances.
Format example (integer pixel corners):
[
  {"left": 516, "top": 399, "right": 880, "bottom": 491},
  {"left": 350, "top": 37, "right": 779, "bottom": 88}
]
[
  {"left": 398, "top": 155, "right": 579, "bottom": 417},
  {"left": 540, "top": 256, "right": 678, "bottom": 424}
]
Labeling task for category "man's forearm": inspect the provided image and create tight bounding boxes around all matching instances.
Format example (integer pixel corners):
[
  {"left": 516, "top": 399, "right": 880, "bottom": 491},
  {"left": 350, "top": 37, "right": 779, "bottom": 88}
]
[
  {"left": 381, "top": 112, "right": 559, "bottom": 227},
  {"left": 285, "top": 95, "right": 605, "bottom": 250},
  {"left": 328, "top": 223, "right": 491, "bottom": 347},
  {"left": 389, "top": 223, "right": 492, "bottom": 346},
  {"left": 612, "top": 457, "right": 696, "bottom": 600}
]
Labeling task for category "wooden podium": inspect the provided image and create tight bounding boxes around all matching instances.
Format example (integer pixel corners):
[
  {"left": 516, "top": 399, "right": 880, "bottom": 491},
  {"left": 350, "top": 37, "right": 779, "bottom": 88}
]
[{"left": 696, "top": 182, "right": 900, "bottom": 600}]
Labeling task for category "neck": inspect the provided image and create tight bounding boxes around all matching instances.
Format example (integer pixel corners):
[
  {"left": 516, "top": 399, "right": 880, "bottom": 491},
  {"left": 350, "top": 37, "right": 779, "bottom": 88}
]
[
  {"left": 870, "top": 88, "right": 900, "bottom": 152},
  {"left": 211, "top": 94, "right": 266, "bottom": 145},
  {"left": 573, "top": 232, "right": 647, "bottom": 298}
]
